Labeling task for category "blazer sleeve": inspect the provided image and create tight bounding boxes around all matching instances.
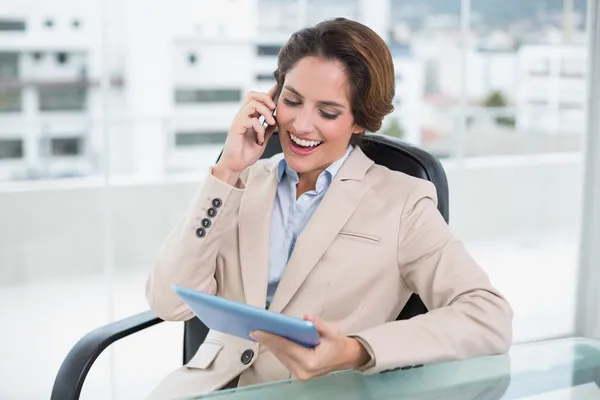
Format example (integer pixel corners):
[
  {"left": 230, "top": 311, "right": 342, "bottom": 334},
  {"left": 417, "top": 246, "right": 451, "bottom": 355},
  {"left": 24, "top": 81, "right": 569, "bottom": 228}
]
[
  {"left": 351, "top": 179, "right": 513, "bottom": 374},
  {"left": 145, "top": 168, "right": 248, "bottom": 321}
]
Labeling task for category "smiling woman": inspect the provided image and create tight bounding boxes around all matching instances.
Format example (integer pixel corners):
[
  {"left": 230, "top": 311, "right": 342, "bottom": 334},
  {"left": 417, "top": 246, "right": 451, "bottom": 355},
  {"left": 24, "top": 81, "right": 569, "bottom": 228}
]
[{"left": 144, "top": 17, "right": 513, "bottom": 400}]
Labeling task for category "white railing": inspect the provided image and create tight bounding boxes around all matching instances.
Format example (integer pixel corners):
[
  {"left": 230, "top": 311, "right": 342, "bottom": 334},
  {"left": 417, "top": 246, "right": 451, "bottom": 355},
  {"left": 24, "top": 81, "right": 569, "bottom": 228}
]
[{"left": 0, "top": 153, "right": 583, "bottom": 286}]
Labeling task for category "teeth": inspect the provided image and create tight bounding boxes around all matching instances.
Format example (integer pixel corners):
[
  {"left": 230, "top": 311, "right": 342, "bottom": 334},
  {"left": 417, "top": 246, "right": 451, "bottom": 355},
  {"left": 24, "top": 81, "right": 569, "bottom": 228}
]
[{"left": 290, "top": 133, "right": 322, "bottom": 147}]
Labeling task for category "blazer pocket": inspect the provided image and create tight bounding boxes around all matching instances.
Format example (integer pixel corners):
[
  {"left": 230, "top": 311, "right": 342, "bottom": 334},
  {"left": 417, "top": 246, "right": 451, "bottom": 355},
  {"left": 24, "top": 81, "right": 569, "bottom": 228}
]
[
  {"left": 337, "top": 231, "right": 380, "bottom": 244},
  {"left": 186, "top": 340, "right": 224, "bottom": 369}
]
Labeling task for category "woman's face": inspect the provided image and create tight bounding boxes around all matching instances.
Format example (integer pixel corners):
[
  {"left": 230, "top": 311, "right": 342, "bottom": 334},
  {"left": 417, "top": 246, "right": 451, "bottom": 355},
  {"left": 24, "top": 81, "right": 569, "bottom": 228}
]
[{"left": 275, "top": 56, "right": 363, "bottom": 176}]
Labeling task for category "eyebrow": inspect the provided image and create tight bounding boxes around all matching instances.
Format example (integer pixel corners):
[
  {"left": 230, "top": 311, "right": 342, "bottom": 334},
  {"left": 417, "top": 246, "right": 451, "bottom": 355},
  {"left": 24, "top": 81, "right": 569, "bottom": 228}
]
[{"left": 284, "top": 85, "right": 346, "bottom": 109}]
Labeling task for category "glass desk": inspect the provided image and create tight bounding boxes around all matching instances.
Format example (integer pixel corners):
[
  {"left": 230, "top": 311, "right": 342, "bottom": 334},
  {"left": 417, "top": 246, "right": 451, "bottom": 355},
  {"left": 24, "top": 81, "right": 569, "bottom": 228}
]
[{"left": 182, "top": 338, "right": 600, "bottom": 399}]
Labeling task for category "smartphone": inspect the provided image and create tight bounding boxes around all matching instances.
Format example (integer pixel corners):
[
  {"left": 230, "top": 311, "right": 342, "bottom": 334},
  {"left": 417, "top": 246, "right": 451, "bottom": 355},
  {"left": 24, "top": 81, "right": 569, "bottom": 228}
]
[
  {"left": 257, "top": 84, "right": 281, "bottom": 144},
  {"left": 259, "top": 108, "right": 277, "bottom": 131}
]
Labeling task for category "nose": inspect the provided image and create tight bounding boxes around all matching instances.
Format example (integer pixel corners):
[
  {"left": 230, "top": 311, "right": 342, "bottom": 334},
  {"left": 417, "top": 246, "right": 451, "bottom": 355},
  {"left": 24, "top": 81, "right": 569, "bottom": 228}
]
[{"left": 291, "top": 108, "right": 316, "bottom": 135}]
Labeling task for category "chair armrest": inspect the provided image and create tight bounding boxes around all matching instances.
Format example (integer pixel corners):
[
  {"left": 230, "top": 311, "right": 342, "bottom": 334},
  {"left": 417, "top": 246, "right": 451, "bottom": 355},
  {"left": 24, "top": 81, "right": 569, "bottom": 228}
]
[{"left": 51, "top": 310, "right": 163, "bottom": 400}]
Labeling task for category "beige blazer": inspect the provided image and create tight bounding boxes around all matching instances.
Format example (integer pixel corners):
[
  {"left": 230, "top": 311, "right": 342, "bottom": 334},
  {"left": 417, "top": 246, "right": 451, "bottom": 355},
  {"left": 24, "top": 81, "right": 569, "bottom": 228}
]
[{"left": 145, "top": 147, "right": 513, "bottom": 400}]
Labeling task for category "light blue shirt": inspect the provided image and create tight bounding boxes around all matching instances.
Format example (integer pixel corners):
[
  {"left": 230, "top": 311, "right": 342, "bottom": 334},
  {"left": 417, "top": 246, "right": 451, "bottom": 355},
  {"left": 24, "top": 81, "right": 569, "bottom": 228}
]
[{"left": 266, "top": 145, "right": 354, "bottom": 307}]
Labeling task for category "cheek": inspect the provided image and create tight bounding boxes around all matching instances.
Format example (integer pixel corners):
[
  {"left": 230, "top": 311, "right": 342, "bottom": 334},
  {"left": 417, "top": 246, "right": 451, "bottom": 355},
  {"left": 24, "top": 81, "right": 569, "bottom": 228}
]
[
  {"left": 275, "top": 105, "right": 294, "bottom": 126},
  {"left": 318, "top": 118, "right": 355, "bottom": 142}
]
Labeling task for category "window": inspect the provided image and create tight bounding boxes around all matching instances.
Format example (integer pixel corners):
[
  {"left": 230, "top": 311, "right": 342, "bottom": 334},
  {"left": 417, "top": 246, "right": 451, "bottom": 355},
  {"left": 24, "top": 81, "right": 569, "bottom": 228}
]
[
  {"left": 50, "top": 137, "right": 84, "bottom": 156},
  {"left": 175, "top": 132, "right": 228, "bottom": 146},
  {"left": 44, "top": 19, "right": 54, "bottom": 28},
  {"left": 528, "top": 99, "right": 548, "bottom": 107},
  {"left": 256, "top": 45, "right": 281, "bottom": 56},
  {"left": 529, "top": 58, "right": 550, "bottom": 76},
  {"left": 56, "top": 53, "right": 69, "bottom": 65},
  {"left": 0, "top": 139, "right": 23, "bottom": 160},
  {"left": 0, "top": 52, "right": 19, "bottom": 79},
  {"left": 561, "top": 58, "right": 585, "bottom": 78},
  {"left": 560, "top": 87, "right": 584, "bottom": 108},
  {"left": 306, "top": 0, "right": 359, "bottom": 27},
  {"left": 559, "top": 102, "right": 583, "bottom": 110},
  {"left": 257, "top": 0, "right": 301, "bottom": 34},
  {"left": 39, "top": 86, "right": 87, "bottom": 111},
  {"left": 0, "top": 88, "right": 21, "bottom": 112},
  {"left": 255, "top": 73, "right": 275, "bottom": 82},
  {"left": 174, "top": 88, "right": 241, "bottom": 104},
  {"left": 188, "top": 53, "right": 198, "bottom": 65},
  {"left": 0, "top": 19, "right": 26, "bottom": 32},
  {"left": 72, "top": 19, "right": 81, "bottom": 29}
]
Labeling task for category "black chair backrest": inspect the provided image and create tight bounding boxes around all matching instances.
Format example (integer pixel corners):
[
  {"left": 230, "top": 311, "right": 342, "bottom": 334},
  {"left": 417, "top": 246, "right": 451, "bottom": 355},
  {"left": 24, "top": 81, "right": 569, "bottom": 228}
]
[{"left": 183, "top": 133, "right": 449, "bottom": 364}]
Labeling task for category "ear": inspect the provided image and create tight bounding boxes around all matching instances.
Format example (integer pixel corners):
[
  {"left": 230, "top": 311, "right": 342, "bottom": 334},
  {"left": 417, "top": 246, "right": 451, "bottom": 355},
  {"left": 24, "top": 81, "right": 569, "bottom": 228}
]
[{"left": 351, "top": 124, "right": 365, "bottom": 135}]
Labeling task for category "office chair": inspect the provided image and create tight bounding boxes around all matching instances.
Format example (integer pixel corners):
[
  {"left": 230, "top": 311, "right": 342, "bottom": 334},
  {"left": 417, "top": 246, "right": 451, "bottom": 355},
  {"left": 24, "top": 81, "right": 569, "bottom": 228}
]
[{"left": 50, "top": 132, "right": 449, "bottom": 400}]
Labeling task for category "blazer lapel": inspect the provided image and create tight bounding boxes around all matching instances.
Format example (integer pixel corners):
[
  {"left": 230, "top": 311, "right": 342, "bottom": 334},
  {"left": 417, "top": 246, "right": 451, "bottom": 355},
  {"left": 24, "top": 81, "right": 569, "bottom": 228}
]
[
  {"left": 238, "top": 160, "right": 280, "bottom": 308},
  {"left": 268, "top": 147, "right": 374, "bottom": 313}
]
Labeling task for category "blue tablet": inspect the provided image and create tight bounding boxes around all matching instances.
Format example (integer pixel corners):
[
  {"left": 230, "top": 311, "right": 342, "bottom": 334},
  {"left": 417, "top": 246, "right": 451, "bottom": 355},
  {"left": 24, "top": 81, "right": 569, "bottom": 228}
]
[{"left": 173, "top": 284, "right": 320, "bottom": 348}]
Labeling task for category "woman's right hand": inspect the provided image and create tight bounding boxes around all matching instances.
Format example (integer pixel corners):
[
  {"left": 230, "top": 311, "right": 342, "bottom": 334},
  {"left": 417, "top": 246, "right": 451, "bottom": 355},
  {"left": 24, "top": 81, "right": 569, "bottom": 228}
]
[{"left": 213, "top": 84, "right": 278, "bottom": 184}]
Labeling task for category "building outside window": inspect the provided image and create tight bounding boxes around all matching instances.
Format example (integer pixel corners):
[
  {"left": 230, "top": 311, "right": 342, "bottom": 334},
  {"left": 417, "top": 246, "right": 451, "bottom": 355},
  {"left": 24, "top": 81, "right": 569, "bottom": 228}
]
[
  {"left": 0, "top": 52, "right": 19, "bottom": 78},
  {"left": 0, "top": 138, "right": 23, "bottom": 160},
  {"left": 49, "top": 137, "right": 84, "bottom": 156},
  {"left": 38, "top": 86, "right": 87, "bottom": 111},
  {"left": 0, "top": 88, "right": 21, "bottom": 112},
  {"left": 0, "top": 19, "right": 26, "bottom": 32},
  {"left": 174, "top": 88, "right": 241, "bottom": 104},
  {"left": 175, "top": 131, "right": 228, "bottom": 147},
  {"left": 256, "top": 45, "right": 281, "bottom": 56}
]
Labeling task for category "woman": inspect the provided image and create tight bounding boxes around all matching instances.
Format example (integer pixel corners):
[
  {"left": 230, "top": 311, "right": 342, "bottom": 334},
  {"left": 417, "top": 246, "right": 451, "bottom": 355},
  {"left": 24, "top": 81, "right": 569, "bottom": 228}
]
[{"left": 145, "top": 18, "right": 513, "bottom": 399}]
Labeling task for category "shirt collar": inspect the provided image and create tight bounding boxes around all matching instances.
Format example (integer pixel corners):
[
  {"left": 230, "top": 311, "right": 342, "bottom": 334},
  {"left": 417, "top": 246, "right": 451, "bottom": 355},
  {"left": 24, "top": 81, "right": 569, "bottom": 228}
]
[{"left": 277, "top": 145, "right": 354, "bottom": 186}]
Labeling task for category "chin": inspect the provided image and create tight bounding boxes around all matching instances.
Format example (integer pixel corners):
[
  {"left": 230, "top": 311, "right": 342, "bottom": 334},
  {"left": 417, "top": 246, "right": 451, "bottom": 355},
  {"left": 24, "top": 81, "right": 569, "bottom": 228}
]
[{"left": 281, "top": 149, "right": 314, "bottom": 170}]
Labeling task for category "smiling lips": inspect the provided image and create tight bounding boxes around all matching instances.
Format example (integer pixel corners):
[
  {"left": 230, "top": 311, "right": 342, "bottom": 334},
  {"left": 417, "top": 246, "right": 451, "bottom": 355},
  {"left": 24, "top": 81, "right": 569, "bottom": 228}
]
[{"left": 288, "top": 132, "right": 323, "bottom": 156}]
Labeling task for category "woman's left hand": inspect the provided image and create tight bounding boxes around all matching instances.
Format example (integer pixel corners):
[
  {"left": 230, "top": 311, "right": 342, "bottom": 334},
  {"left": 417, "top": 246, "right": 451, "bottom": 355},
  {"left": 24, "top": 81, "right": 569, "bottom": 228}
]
[{"left": 249, "top": 314, "right": 371, "bottom": 381}]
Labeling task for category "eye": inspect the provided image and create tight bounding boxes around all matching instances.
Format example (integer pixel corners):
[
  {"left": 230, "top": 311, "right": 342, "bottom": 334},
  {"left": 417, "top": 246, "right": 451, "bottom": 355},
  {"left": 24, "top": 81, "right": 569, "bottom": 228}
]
[
  {"left": 320, "top": 110, "right": 339, "bottom": 120},
  {"left": 282, "top": 98, "right": 300, "bottom": 106}
]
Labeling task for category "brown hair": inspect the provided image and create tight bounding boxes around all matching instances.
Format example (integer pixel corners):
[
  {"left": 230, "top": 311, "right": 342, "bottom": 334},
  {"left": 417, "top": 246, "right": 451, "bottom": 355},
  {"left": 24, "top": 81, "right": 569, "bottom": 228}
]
[{"left": 275, "top": 18, "right": 395, "bottom": 142}]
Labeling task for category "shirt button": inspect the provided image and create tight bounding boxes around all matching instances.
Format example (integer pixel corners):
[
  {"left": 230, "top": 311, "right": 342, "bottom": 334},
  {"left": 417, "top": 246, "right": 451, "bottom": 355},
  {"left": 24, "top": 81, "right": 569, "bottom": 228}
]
[
  {"left": 241, "top": 349, "right": 254, "bottom": 365},
  {"left": 302, "top": 195, "right": 308, "bottom": 201}
]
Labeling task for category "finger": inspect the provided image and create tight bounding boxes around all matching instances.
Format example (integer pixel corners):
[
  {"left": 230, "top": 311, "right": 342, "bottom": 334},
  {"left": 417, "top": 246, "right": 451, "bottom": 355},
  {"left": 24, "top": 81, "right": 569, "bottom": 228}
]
[
  {"left": 252, "top": 331, "right": 310, "bottom": 364},
  {"left": 264, "top": 122, "right": 277, "bottom": 142},
  {"left": 251, "top": 330, "right": 289, "bottom": 350},
  {"left": 245, "top": 101, "right": 276, "bottom": 125},
  {"left": 246, "top": 91, "right": 276, "bottom": 110},
  {"left": 266, "top": 347, "right": 302, "bottom": 379},
  {"left": 245, "top": 118, "right": 266, "bottom": 145},
  {"left": 239, "top": 117, "right": 265, "bottom": 144},
  {"left": 304, "top": 314, "right": 335, "bottom": 338}
]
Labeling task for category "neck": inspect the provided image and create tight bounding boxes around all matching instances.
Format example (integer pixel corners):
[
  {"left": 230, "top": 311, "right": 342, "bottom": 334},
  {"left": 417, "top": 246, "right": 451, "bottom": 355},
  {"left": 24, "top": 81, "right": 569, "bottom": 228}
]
[
  {"left": 293, "top": 146, "right": 351, "bottom": 199},
  {"left": 296, "top": 169, "right": 323, "bottom": 199}
]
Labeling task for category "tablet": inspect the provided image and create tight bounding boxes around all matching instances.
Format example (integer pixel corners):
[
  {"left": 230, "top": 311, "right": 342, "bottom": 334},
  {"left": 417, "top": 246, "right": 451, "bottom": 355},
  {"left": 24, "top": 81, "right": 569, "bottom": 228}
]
[{"left": 173, "top": 284, "right": 320, "bottom": 348}]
